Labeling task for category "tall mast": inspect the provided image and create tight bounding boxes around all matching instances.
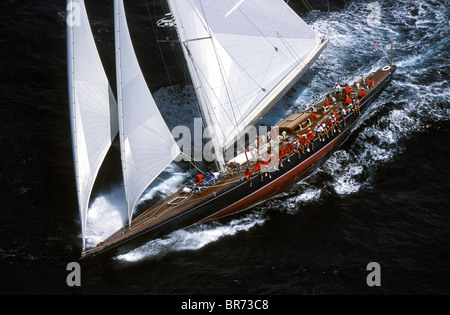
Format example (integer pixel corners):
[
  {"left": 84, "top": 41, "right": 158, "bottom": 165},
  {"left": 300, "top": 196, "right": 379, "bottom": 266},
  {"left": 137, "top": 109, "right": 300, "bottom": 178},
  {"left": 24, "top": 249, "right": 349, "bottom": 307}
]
[{"left": 165, "top": 0, "right": 328, "bottom": 167}]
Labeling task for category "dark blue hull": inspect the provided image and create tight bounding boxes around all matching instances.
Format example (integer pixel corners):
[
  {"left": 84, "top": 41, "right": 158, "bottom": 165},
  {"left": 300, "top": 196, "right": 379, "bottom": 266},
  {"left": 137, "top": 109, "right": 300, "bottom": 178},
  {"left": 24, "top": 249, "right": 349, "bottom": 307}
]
[{"left": 81, "top": 66, "right": 397, "bottom": 261}]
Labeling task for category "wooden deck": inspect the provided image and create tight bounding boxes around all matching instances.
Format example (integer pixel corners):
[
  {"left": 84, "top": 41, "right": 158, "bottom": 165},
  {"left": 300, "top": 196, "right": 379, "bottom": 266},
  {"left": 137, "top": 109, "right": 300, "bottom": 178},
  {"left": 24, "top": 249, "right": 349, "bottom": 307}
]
[
  {"left": 277, "top": 66, "right": 393, "bottom": 145},
  {"left": 89, "top": 173, "right": 241, "bottom": 253},
  {"left": 83, "top": 66, "right": 395, "bottom": 258}
]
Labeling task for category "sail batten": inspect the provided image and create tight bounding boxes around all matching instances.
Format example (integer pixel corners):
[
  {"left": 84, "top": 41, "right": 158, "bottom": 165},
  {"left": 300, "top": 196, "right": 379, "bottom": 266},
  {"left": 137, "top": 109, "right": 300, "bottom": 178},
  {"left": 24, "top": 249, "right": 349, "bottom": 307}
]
[
  {"left": 168, "top": 0, "right": 328, "bottom": 159},
  {"left": 67, "top": 0, "right": 119, "bottom": 250},
  {"left": 114, "top": 0, "right": 181, "bottom": 225}
]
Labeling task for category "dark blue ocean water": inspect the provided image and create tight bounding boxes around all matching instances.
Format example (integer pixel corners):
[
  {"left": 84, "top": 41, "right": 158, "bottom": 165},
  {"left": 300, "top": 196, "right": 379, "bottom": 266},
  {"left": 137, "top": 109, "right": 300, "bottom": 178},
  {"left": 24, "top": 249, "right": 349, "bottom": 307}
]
[{"left": 0, "top": 0, "right": 449, "bottom": 296}]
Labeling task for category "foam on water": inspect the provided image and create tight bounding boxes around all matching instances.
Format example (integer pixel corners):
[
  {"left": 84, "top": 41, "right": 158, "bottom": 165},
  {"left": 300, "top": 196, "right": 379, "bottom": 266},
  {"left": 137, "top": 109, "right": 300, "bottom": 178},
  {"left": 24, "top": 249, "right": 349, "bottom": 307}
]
[
  {"left": 84, "top": 164, "right": 188, "bottom": 248},
  {"left": 265, "top": 0, "right": 449, "bottom": 213},
  {"left": 283, "top": 188, "right": 322, "bottom": 214},
  {"left": 116, "top": 211, "right": 266, "bottom": 262},
  {"left": 137, "top": 164, "right": 188, "bottom": 206},
  {"left": 85, "top": 185, "right": 127, "bottom": 248},
  {"left": 87, "top": 0, "right": 449, "bottom": 261}
]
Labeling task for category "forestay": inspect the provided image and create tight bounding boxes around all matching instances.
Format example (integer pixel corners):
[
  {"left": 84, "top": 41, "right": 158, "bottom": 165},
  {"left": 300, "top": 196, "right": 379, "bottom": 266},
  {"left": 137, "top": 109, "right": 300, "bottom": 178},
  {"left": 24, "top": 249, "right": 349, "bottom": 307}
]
[
  {"left": 115, "top": 0, "right": 181, "bottom": 225},
  {"left": 67, "top": 0, "right": 119, "bottom": 250},
  {"left": 167, "top": 0, "right": 324, "bottom": 161}
]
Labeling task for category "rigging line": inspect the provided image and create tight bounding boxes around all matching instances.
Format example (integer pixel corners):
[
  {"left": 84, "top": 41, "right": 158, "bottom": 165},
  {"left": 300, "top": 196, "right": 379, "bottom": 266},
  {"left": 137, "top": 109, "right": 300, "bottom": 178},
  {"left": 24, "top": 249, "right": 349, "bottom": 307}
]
[
  {"left": 302, "top": 0, "right": 314, "bottom": 13},
  {"left": 174, "top": 1, "right": 222, "bottom": 131},
  {"left": 225, "top": 0, "right": 299, "bottom": 73},
  {"left": 181, "top": 152, "right": 206, "bottom": 174},
  {"left": 276, "top": 32, "right": 316, "bottom": 84},
  {"left": 188, "top": 0, "right": 245, "bottom": 125},
  {"left": 258, "top": 49, "right": 277, "bottom": 94},
  {"left": 167, "top": 2, "right": 208, "bottom": 131},
  {"left": 144, "top": 171, "right": 244, "bottom": 221},
  {"left": 182, "top": 43, "right": 246, "bottom": 173},
  {"left": 188, "top": 0, "right": 296, "bottom": 98},
  {"left": 277, "top": 32, "right": 303, "bottom": 66},
  {"left": 181, "top": 42, "right": 226, "bottom": 142},
  {"left": 274, "top": 0, "right": 289, "bottom": 32},
  {"left": 144, "top": 0, "right": 173, "bottom": 87},
  {"left": 195, "top": 0, "right": 249, "bottom": 158},
  {"left": 230, "top": 0, "right": 281, "bottom": 50},
  {"left": 193, "top": 1, "right": 292, "bottom": 155},
  {"left": 119, "top": 153, "right": 191, "bottom": 185},
  {"left": 188, "top": 42, "right": 248, "bottom": 157},
  {"left": 165, "top": 3, "right": 191, "bottom": 87},
  {"left": 228, "top": 0, "right": 312, "bottom": 83}
]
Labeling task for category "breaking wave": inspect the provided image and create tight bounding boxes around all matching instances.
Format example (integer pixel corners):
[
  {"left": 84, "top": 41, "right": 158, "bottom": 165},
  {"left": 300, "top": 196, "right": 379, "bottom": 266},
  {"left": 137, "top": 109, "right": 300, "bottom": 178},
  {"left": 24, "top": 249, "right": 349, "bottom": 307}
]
[
  {"left": 279, "top": 0, "right": 449, "bottom": 213},
  {"left": 85, "top": 185, "right": 127, "bottom": 249},
  {"left": 116, "top": 211, "right": 266, "bottom": 262}
]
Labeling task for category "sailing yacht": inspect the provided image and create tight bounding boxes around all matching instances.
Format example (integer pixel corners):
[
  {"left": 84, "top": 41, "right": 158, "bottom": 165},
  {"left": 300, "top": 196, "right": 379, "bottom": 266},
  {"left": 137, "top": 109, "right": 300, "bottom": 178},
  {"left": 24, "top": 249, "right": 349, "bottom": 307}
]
[{"left": 67, "top": 0, "right": 395, "bottom": 260}]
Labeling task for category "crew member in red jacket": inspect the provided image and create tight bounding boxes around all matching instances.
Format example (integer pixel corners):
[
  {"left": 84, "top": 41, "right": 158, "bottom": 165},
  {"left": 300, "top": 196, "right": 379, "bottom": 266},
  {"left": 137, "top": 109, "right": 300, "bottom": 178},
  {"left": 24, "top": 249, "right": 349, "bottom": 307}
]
[
  {"left": 243, "top": 168, "right": 253, "bottom": 187},
  {"left": 194, "top": 173, "right": 204, "bottom": 186},
  {"left": 279, "top": 145, "right": 289, "bottom": 168},
  {"left": 344, "top": 84, "right": 351, "bottom": 96},
  {"left": 254, "top": 160, "right": 263, "bottom": 182},
  {"left": 346, "top": 95, "right": 352, "bottom": 105},
  {"left": 359, "top": 89, "right": 366, "bottom": 98}
]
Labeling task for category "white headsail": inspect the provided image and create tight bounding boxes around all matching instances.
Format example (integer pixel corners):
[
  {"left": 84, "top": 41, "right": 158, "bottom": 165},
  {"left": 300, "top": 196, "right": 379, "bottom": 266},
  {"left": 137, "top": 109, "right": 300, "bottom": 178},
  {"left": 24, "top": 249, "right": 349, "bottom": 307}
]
[
  {"left": 167, "top": 0, "right": 328, "bottom": 165},
  {"left": 67, "top": 0, "right": 119, "bottom": 251},
  {"left": 115, "top": 0, "right": 181, "bottom": 225}
]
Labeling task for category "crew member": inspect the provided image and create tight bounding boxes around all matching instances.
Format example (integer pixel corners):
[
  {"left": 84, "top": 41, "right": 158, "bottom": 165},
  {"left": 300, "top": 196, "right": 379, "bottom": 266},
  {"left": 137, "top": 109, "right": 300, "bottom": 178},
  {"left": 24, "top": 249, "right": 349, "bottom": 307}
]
[
  {"left": 354, "top": 99, "right": 361, "bottom": 115},
  {"left": 279, "top": 145, "right": 289, "bottom": 168},
  {"left": 349, "top": 100, "right": 355, "bottom": 114},
  {"left": 254, "top": 160, "right": 263, "bottom": 182},
  {"left": 288, "top": 142, "right": 295, "bottom": 161},
  {"left": 301, "top": 133, "right": 310, "bottom": 153},
  {"left": 332, "top": 112, "right": 341, "bottom": 132},
  {"left": 307, "top": 128, "right": 315, "bottom": 151},
  {"left": 262, "top": 148, "right": 275, "bottom": 178},
  {"left": 321, "top": 122, "right": 329, "bottom": 139},
  {"left": 344, "top": 84, "right": 351, "bottom": 96},
  {"left": 327, "top": 116, "right": 334, "bottom": 136},
  {"left": 368, "top": 79, "right": 374, "bottom": 89},
  {"left": 340, "top": 107, "right": 347, "bottom": 126},
  {"left": 293, "top": 139, "right": 301, "bottom": 158},
  {"left": 243, "top": 168, "right": 253, "bottom": 187},
  {"left": 334, "top": 83, "right": 342, "bottom": 96},
  {"left": 194, "top": 174, "right": 204, "bottom": 189},
  {"left": 315, "top": 124, "right": 324, "bottom": 142},
  {"left": 346, "top": 95, "right": 353, "bottom": 106},
  {"left": 359, "top": 89, "right": 366, "bottom": 98}
]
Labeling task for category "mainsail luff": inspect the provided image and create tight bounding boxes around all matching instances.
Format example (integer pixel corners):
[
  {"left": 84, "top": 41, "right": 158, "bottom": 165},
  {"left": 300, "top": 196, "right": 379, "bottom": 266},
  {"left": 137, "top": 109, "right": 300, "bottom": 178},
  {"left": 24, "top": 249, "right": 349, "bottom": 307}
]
[
  {"left": 114, "top": 0, "right": 181, "bottom": 226},
  {"left": 166, "top": 0, "right": 226, "bottom": 169},
  {"left": 166, "top": 0, "right": 328, "bottom": 162},
  {"left": 67, "top": 0, "right": 119, "bottom": 250}
]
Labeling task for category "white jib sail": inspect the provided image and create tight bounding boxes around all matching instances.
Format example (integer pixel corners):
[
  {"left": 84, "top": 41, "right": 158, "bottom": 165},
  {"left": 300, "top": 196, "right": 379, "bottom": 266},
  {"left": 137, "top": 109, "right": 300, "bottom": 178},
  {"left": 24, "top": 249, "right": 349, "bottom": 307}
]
[
  {"left": 115, "top": 0, "right": 181, "bottom": 225},
  {"left": 67, "top": 0, "right": 119, "bottom": 251},
  {"left": 168, "top": 0, "right": 328, "bottom": 159}
]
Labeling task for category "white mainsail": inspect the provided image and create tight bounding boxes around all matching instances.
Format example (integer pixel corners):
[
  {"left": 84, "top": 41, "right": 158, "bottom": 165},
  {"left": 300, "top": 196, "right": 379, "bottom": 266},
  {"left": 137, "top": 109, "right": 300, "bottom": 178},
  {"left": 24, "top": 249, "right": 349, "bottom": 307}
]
[
  {"left": 167, "top": 0, "right": 328, "bottom": 165},
  {"left": 67, "top": 0, "right": 119, "bottom": 250},
  {"left": 115, "top": 0, "right": 181, "bottom": 225}
]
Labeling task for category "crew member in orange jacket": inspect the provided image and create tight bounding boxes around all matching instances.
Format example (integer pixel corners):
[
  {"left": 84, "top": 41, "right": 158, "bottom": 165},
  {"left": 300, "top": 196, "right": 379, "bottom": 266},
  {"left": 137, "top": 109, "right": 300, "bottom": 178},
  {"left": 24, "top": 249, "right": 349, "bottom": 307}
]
[{"left": 243, "top": 168, "right": 253, "bottom": 187}]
